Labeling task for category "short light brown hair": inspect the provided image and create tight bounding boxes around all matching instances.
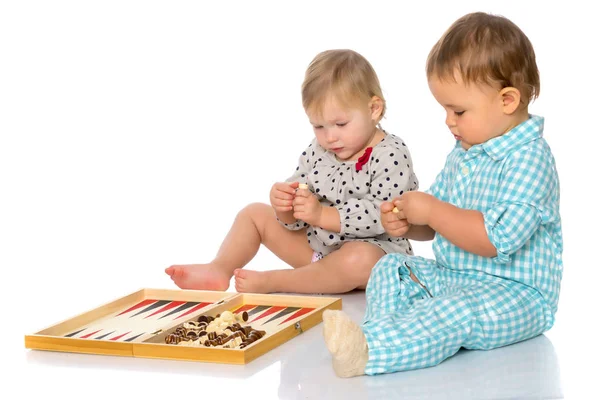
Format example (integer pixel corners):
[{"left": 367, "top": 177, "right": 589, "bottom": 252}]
[
  {"left": 426, "top": 12, "right": 540, "bottom": 105},
  {"left": 302, "top": 49, "right": 386, "bottom": 119}
]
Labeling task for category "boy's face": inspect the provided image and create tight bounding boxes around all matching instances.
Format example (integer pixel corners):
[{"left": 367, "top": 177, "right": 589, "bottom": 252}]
[
  {"left": 428, "top": 73, "right": 507, "bottom": 150},
  {"left": 307, "top": 96, "right": 380, "bottom": 161}
]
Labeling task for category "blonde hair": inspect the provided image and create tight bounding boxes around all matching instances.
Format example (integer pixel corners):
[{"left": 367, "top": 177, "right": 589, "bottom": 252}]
[
  {"left": 302, "top": 49, "right": 386, "bottom": 119},
  {"left": 426, "top": 12, "right": 540, "bottom": 105}
]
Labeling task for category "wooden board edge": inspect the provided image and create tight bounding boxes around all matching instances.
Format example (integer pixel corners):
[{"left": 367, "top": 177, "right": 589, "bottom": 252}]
[
  {"left": 142, "top": 288, "right": 240, "bottom": 303},
  {"left": 25, "top": 335, "right": 133, "bottom": 357},
  {"left": 132, "top": 342, "right": 246, "bottom": 364}
]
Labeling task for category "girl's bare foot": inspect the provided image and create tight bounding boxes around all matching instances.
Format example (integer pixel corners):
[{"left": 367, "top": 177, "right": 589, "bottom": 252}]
[
  {"left": 234, "top": 269, "right": 273, "bottom": 293},
  {"left": 322, "top": 310, "right": 368, "bottom": 377},
  {"left": 165, "top": 264, "right": 231, "bottom": 291}
]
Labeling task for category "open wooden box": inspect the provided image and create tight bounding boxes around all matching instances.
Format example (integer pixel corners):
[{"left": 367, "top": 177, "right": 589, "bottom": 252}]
[{"left": 24, "top": 288, "right": 342, "bottom": 364}]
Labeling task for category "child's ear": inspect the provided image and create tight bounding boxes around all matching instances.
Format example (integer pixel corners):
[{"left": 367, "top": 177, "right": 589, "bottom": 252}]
[
  {"left": 369, "top": 96, "right": 384, "bottom": 121},
  {"left": 499, "top": 87, "right": 522, "bottom": 115}
]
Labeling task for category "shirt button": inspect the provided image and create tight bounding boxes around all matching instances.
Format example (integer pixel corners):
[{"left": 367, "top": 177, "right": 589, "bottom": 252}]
[{"left": 461, "top": 166, "right": 469, "bottom": 175}]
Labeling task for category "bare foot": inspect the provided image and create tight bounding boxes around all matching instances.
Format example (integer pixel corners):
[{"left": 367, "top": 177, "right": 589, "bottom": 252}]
[
  {"left": 322, "top": 310, "right": 368, "bottom": 378},
  {"left": 165, "top": 264, "right": 231, "bottom": 291},
  {"left": 234, "top": 269, "right": 273, "bottom": 293}
]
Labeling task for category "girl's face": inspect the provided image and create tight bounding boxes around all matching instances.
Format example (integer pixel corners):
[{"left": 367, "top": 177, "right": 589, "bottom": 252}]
[{"left": 307, "top": 96, "right": 382, "bottom": 161}]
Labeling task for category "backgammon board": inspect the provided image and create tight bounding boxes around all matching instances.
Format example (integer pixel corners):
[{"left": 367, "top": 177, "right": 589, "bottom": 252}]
[{"left": 24, "top": 288, "right": 342, "bottom": 364}]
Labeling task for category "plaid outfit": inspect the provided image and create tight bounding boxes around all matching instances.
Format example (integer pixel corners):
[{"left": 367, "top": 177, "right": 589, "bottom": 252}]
[{"left": 362, "top": 115, "right": 563, "bottom": 375}]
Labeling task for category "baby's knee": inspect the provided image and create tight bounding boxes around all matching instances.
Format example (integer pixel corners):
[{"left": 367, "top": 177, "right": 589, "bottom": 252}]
[
  {"left": 237, "top": 202, "right": 271, "bottom": 220},
  {"left": 336, "top": 244, "right": 379, "bottom": 280}
]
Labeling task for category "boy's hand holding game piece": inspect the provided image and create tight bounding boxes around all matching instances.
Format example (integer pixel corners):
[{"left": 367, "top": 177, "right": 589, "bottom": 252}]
[
  {"left": 394, "top": 192, "right": 437, "bottom": 226},
  {"left": 381, "top": 200, "right": 411, "bottom": 237}
]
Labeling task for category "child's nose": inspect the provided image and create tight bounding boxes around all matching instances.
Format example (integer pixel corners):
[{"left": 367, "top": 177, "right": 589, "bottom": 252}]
[
  {"left": 445, "top": 112, "right": 457, "bottom": 128},
  {"left": 325, "top": 129, "right": 337, "bottom": 143}
]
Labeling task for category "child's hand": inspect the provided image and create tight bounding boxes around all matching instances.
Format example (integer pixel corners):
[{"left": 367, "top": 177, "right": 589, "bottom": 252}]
[
  {"left": 393, "top": 191, "right": 437, "bottom": 225},
  {"left": 293, "top": 187, "right": 322, "bottom": 226},
  {"left": 270, "top": 181, "right": 299, "bottom": 213},
  {"left": 381, "top": 201, "right": 411, "bottom": 237}
]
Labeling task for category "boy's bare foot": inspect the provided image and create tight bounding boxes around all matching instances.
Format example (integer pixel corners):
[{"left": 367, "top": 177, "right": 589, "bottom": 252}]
[
  {"left": 234, "top": 269, "right": 272, "bottom": 293},
  {"left": 322, "top": 310, "right": 368, "bottom": 378},
  {"left": 165, "top": 264, "right": 231, "bottom": 291}
]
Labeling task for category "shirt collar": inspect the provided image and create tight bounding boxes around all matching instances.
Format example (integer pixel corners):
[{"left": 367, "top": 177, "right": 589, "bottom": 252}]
[{"left": 477, "top": 114, "right": 545, "bottom": 161}]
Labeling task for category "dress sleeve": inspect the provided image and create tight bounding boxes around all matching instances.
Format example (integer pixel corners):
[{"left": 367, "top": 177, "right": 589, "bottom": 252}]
[
  {"left": 483, "top": 146, "right": 559, "bottom": 264},
  {"left": 337, "top": 144, "right": 418, "bottom": 240}
]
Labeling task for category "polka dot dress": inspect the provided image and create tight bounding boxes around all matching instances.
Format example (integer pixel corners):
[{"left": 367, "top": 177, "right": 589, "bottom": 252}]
[{"left": 279, "top": 132, "right": 419, "bottom": 257}]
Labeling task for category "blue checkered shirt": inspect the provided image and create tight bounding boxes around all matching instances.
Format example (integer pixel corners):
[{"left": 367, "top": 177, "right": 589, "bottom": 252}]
[{"left": 426, "top": 115, "right": 563, "bottom": 312}]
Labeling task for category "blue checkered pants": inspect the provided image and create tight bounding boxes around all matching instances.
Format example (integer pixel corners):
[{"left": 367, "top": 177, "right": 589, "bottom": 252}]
[{"left": 363, "top": 253, "right": 554, "bottom": 375}]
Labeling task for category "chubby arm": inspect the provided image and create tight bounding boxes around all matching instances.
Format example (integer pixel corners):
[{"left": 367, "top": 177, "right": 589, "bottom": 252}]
[
  {"left": 427, "top": 197, "right": 496, "bottom": 257},
  {"left": 393, "top": 192, "right": 497, "bottom": 257},
  {"left": 404, "top": 224, "right": 436, "bottom": 241},
  {"left": 317, "top": 206, "right": 341, "bottom": 233}
]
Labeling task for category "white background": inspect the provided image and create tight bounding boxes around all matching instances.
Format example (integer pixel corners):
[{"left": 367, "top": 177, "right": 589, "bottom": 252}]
[{"left": 1, "top": 1, "right": 598, "bottom": 399}]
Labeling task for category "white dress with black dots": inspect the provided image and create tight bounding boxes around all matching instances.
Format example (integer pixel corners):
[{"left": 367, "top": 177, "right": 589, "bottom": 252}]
[{"left": 279, "top": 132, "right": 418, "bottom": 257}]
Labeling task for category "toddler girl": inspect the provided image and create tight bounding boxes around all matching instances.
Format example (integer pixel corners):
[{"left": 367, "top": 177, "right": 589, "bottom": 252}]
[{"left": 166, "top": 49, "right": 418, "bottom": 294}]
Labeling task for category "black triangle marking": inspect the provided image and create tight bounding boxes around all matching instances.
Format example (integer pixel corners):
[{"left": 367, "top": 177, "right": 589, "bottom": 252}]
[
  {"left": 94, "top": 330, "right": 116, "bottom": 340},
  {"left": 124, "top": 332, "right": 145, "bottom": 342},
  {"left": 65, "top": 328, "right": 86, "bottom": 337},
  {"left": 131, "top": 300, "right": 171, "bottom": 318},
  {"left": 247, "top": 305, "right": 270, "bottom": 317},
  {"left": 159, "top": 302, "right": 199, "bottom": 319},
  {"left": 264, "top": 307, "right": 300, "bottom": 324}
]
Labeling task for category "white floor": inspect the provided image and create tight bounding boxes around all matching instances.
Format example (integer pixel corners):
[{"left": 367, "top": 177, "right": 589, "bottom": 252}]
[
  {"left": 18, "top": 290, "right": 562, "bottom": 400},
  {"left": 9, "top": 264, "right": 597, "bottom": 400}
]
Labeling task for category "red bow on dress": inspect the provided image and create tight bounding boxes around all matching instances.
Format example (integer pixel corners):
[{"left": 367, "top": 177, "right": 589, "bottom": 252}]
[{"left": 355, "top": 147, "right": 373, "bottom": 172}]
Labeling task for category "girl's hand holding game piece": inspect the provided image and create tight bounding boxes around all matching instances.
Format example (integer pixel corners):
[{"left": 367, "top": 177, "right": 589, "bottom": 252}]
[
  {"left": 292, "top": 188, "right": 323, "bottom": 227},
  {"left": 270, "top": 181, "right": 299, "bottom": 213}
]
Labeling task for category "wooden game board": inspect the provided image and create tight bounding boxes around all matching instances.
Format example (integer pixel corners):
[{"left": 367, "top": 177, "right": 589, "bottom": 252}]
[{"left": 24, "top": 288, "right": 342, "bottom": 364}]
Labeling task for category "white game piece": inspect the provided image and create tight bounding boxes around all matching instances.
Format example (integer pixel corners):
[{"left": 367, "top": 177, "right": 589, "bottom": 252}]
[{"left": 220, "top": 311, "right": 235, "bottom": 323}]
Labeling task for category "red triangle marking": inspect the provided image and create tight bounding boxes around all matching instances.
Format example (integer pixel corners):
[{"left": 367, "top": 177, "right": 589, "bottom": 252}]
[
  {"left": 110, "top": 331, "right": 132, "bottom": 341},
  {"left": 279, "top": 308, "right": 315, "bottom": 325},
  {"left": 80, "top": 329, "right": 102, "bottom": 339},
  {"left": 176, "top": 302, "right": 212, "bottom": 319},
  {"left": 250, "top": 306, "right": 286, "bottom": 323},
  {"left": 116, "top": 299, "right": 157, "bottom": 316},
  {"left": 232, "top": 304, "right": 256, "bottom": 314},
  {"left": 144, "top": 301, "right": 186, "bottom": 318}
]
